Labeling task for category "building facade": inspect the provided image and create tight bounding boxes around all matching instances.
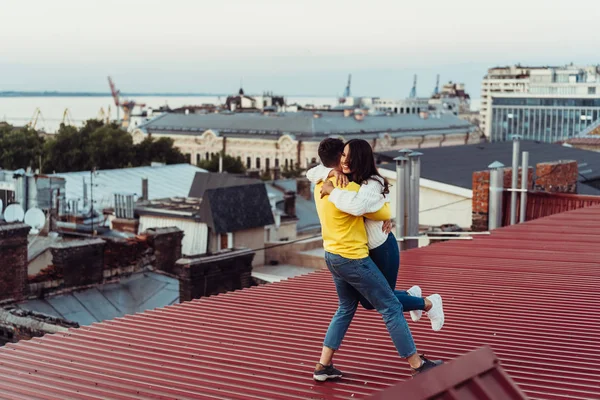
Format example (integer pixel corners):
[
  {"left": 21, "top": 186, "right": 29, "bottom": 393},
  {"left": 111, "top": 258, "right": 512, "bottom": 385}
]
[
  {"left": 134, "top": 111, "right": 479, "bottom": 172},
  {"left": 489, "top": 66, "right": 600, "bottom": 142},
  {"left": 480, "top": 65, "right": 537, "bottom": 137},
  {"left": 489, "top": 96, "right": 600, "bottom": 142},
  {"left": 482, "top": 64, "right": 600, "bottom": 139}
]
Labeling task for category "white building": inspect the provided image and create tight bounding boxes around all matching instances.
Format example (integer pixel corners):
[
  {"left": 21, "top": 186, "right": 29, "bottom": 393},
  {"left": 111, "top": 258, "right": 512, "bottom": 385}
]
[
  {"left": 488, "top": 65, "right": 600, "bottom": 142},
  {"left": 480, "top": 65, "right": 538, "bottom": 137}
]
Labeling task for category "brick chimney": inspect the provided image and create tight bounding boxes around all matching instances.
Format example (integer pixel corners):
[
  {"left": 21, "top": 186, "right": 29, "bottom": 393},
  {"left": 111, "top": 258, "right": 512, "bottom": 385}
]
[
  {"left": 177, "top": 249, "right": 255, "bottom": 302},
  {"left": 0, "top": 223, "right": 31, "bottom": 301},
  {"left": 296, "top": 177, "right": 312, "bottom": 200},
  {"left": 272, "top": 166, "right": 281, "bottom": 181},
  {"left": 283, "top": 191, "right": 296, "bottom": 217}
]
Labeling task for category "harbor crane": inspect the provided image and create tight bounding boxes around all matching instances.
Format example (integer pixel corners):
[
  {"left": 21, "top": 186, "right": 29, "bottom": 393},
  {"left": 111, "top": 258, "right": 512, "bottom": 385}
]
[
  {"left": 62, "top": 108, "right": 74, "bottom": 126},
  {"left": 338, "top": 74, "right": 352, "bottom": 104},
  {"left": 107, "top": 76, "right": 146, "bottom": 129},
  {"left": 27, "top": 108, "right": 45, "bottom": 130}
]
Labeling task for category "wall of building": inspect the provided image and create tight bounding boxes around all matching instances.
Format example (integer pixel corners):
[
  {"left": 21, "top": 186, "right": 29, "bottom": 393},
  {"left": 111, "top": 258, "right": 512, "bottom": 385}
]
[
  {"left": 139, "top": 215, "right": 207, "bottom": 256},
  {"left": 234, "top": 226, "right": 266, "bottom": 266},
  {"left": 136, "top": 129, "right": 479, "bottom": 173},
  {"left": 379, "top": 170, "right": 473, "bottom": 229}
]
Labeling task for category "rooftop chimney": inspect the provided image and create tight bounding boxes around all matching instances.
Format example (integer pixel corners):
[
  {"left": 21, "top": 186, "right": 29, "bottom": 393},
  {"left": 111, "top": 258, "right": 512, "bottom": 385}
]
[
  {"left": 283, "top": 191, "right": 296, "bottom": 217},
  {"left": 141, "top": 178, "right": 149, "bottom": 201}
]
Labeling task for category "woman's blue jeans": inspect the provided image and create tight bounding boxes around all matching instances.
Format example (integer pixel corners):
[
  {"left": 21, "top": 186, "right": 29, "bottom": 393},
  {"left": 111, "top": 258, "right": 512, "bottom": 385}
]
[
  {"left": 360, "top": 233, "right": 425, "bottom": 312},
  {"left": 323, "top": 251, "right": 417, "bottom": 358}
]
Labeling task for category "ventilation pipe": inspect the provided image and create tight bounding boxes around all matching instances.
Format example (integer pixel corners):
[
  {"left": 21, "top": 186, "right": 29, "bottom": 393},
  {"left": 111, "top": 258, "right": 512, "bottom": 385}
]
[
  {"left": 83, "top": 177, "right": 88, "bottom": 209},
  {"left": 407, "top": 151, "right": 422, "bottom": 249},
  {"left": 519, "top": 151, "right": 529, "bottom": 223},
  {"left": 488, "top": 161, "right": 504, "bottom": 230},
  {"left": 141, "top": 178, "right": 149, "bottom": 201},
  {"left": 394, "top": 156, "right": 408, "bottom": 241},
  {"left": 397, "top": 149, "right": 413, "bottom": 240},
  {"left": 510, "top": 135, "right": 521, "bottom": 225}
]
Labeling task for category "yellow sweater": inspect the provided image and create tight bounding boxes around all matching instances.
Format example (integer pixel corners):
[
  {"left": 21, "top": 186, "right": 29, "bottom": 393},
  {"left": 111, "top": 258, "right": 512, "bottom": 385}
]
[{"left": 315, "top": 179, "right": 391, "bottom": 259}]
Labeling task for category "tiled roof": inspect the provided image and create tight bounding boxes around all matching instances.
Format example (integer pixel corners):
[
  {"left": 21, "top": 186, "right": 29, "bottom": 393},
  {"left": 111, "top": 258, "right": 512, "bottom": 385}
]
[
  {"left": 1, "top": 207, "right": 600, "bottom": 399},
  {"left": 140, "top": 112, "right": 475, "bottom": 140},
  {"left": 377, "top": 140, "right": 600, "bottom": 194}
]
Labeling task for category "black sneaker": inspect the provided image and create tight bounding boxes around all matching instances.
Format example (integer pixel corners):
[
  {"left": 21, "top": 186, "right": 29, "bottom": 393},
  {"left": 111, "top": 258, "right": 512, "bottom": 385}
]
[
  {"left": 313, "top": 363, "right": 343, "bottom": 382},
  {"left": 411, "top": 354, "right": 443, "bottom": 376}
]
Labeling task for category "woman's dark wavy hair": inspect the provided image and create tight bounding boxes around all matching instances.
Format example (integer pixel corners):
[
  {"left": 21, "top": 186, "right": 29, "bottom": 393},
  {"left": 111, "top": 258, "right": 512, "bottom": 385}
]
[{"left": 344, "top": 139, "right": 390, "bottom": 195}]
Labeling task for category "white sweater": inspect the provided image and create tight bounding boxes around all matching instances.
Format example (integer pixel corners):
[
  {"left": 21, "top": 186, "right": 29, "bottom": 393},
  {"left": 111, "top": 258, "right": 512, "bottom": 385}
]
[{"left": 306, "top": 164, "right": 389, "bottom": 249}]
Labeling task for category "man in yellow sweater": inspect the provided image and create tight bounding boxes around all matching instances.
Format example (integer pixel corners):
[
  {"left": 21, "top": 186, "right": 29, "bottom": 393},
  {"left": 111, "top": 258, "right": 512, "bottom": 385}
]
[{"left": 312, "top": 138, "right": 442, "bottom": 382}]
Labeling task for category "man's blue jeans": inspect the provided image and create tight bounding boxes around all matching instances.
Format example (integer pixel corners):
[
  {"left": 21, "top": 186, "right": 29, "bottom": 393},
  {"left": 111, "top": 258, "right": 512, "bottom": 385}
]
[
  {"left": 360, "top": 233, "right": 426, "bottom": 311},
  {"left": 323, "top": 251, "right": 417, "bottom": 358}
]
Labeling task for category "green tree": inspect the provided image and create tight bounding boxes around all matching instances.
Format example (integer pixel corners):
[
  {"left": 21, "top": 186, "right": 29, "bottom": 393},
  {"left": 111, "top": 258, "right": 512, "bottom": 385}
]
[
  {"left": 281, "top": 164, "right": 304, "bottom": 179},
  {"left": 43, "top": 123, "right": 92, "bottom": 173},
  {"left": 0, "top": 125, "right": 44, "bottom": 170},
  {"left": 198, "top": 152, "right": 246, "bottom": 174},
  {"left": 86, "top": 125, "right": 135, "bottom": 170},
  {"left": 134, "top": 136, "right": 186, "bottom": 166}
]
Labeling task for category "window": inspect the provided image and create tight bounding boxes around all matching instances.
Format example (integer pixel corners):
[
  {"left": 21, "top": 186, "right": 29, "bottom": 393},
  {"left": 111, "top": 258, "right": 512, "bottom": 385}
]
[
  {"left": 196, "top": 154, "right": 200, "bottom": 165},
  {"left": 285, "top": 159, "right": 289, "bottom": 168},
  {"left": 275, "top": 158, "right": 279, "bottom": 167},
  {"left": 219, "top": 232, "right": 233, "bottom": 250},
  {"left": 589, "top": 87, "right": 597, "bottom": 95},
  {"left": 246, "top": 157, "right": 251, "bottom": 168},
  {"left": 266, "top": 158, "right": 270, "bottom": 171},
  {"left": 185, "top": 153, "right": 191, "bottom": 163},
  {"left": 256, "top": 157, "right": 261, "bottom": 169},
  {"left": 206, "top": 152, "right": 210, "bottom": 160}
]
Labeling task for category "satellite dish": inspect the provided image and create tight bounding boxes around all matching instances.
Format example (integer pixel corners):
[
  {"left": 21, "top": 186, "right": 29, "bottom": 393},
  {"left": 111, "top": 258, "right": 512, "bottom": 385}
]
[
  {"left": 4, "top": 204, "right": 25, "bottom": 223},
  {"left": 24, "top": 208, "right": 46, "bottom": 234}
]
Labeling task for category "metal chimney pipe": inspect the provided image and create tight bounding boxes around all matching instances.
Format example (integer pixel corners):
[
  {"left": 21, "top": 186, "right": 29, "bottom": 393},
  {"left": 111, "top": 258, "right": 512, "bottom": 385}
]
[
  {"left": 488, "top": 161, "right": 504, "bottom": 230},
  {"left": 219, "top": 154, "right": 223, "bottom": 173},
  {"left": 83, "top": 177, "right": 88, "bottom": 208},
  {"left": 393, "top": 156, "right": 408, "bottom": 240},
  {"left": 519, "top": 151, "right": 529, "bottom": 223},
  {"left": 142, "top": 178, "right": 149, "bottom": 201},
  {"left": 397, "top": 149, "right": 412, "bottom": 238},
  {"left": 408, "top": 152, "right": 423, "bottom": 247},
  {"left": 510, "top": 135, "right": 521, "bottom": 225}
]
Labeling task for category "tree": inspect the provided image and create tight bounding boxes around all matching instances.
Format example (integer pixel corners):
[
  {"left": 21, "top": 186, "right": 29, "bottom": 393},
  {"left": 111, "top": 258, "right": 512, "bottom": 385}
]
[
  {"left": 0, "top": 125, "right": 44, "bottom": 170},
  {"left": 198, "top": 152, "right": 246, "bottom": 174},
  {"left": 43, "top": 123, "right": 92, "bottom": 173},
  {"left": 281, "top": 164, "right": 304, "bottom": 179},
  {"left": 134, "top": 136, "right": 186, "bottom": 166},
  {"left": 86, "top": 125, "right": 135, "bottom": 170}
]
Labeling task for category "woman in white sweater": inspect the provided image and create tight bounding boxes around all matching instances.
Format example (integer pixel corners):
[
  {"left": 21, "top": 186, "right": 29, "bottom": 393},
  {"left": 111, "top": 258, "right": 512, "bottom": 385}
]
[{"left": 307, "top": 138, "right": 444, "bottom": 331}]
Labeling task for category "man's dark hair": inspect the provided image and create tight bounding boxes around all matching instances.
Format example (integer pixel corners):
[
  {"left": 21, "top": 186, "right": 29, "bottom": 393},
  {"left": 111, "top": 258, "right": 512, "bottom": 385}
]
[{"left": 318, "top": 138, "right": 344, "bottom": 168}]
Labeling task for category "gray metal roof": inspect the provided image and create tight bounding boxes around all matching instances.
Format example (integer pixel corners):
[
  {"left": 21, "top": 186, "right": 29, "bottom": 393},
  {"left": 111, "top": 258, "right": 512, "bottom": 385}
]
[
  {"left": 51, "top": 164, "right": 206, "bottom": 212},
  {"left": 377, "top": 141, "right": 600, "bottom": 194},
  {"left": 140, "top": 112, "right": 475, "bottom": 140},
  {"left": 16, "top": 272, "right": 178, "bottom": 326}
]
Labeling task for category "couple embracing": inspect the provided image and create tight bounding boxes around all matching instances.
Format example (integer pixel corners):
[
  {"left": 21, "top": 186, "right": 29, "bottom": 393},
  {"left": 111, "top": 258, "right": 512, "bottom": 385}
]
[{"left": 307, "top": 138, "right": 445, "bottom": 381}]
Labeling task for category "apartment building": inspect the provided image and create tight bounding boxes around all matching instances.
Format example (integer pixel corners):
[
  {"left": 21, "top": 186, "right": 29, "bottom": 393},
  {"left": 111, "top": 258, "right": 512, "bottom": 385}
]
[
  {"left": 480, "top": 65, "right": 540, "bottom": 136},
  {"left": 489, "top": 65, "right": 600, "bottom": 143}
]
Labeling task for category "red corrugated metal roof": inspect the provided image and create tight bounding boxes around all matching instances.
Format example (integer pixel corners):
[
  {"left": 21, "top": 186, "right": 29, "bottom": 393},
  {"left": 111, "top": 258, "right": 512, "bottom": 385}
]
[
  {"left": 370, "top": 346, "right": 528, "bottom": 400},
  {"left": 1, "top": 206, "right": 600, "bottom": 400}
]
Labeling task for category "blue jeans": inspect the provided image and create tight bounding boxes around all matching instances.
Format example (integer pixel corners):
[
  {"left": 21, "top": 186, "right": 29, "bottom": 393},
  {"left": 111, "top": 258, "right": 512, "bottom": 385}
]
[
  {"left": 323, "top": 251, "right": 417, "bottom": 358},
  {"left": 360, "top": 233, "right": 426, "bottom": 312}
]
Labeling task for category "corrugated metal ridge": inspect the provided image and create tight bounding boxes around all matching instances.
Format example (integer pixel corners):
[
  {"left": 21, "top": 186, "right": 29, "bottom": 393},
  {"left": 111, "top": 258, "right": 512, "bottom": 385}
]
[{"left": 1, "top": 206, "right": 600, "bottom": 399}]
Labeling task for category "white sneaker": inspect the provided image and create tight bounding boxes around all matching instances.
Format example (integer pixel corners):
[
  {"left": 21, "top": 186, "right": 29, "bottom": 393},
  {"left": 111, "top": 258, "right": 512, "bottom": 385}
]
[
  {"left": 426, "top": 294, "right": 444, "bottom": 331},
  {"left": 406, "top": 285, "right": 423, "bottom": 322}
]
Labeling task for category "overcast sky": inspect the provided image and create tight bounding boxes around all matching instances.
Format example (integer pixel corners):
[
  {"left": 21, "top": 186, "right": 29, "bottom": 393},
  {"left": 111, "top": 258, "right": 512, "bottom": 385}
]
[{"left": 1, "top": 0, "right": 599, "bottom": 97}]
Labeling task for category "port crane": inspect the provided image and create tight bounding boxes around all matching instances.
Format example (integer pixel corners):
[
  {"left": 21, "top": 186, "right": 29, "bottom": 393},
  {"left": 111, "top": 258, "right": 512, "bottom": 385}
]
[
  {"left": 28, "top": 108, "right": 46, "bottom": 130},
  {"left": 62, "top": 108, "right": 74, "bottom": 126},
  {"left": 107, "top": 76, "right": 146, "bottom": 129}
]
